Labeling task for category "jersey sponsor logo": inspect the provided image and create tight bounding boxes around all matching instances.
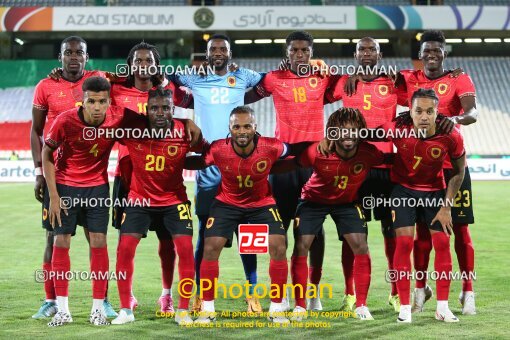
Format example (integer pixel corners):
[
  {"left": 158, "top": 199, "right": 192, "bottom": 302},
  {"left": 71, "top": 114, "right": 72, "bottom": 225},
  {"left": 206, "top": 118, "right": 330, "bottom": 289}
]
[
  {"left": 206, "top": 217, "right": 214, "bottom": 229},
  {"left": 308, "top": 77, "right": 318, "bottom": 88},
  {"left": 238, "top": 224, "right": 269, "bottom": 254},
  {"left": 58, "top": 91, "right": 66, "bottom": 98},
  {"left": 255, "top": 160, "right": 268, "bottom": 173},
  {"left": 279, "top": 81, "right": 289, "bottom": 88},
  {"left": 437, "top": 83, "right": 449, "bottom": 95},
  {"left": 123, "top": 97, "right": 131, "bottom": 103},
  {"left": 167, "top": 145, "right": 179, "bottom": 157},
  {"left": 378, "top": 85, "right": 389, "bottom": 96},
  {"left": 353, "top": 163, "right": 364, "bottom": 174},
  {"left": 135, "top": 144, "right": 143, "bottom": 151},
  {"left": 430, "top": 147, "right": 443, "bottom": 159},
  {"left": 227, "top": 76, "right": 236, "bottom": 87}
]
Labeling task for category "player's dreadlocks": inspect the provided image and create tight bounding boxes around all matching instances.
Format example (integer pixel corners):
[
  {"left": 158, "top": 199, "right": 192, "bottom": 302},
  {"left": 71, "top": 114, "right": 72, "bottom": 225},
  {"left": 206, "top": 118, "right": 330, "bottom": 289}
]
[
  {"left": 420, "top": 30, "right": 446, "bottom": 46},
  {"left": 326, "top": 107, "right": 367, "bottom": 130},
  {"left": 125, "top": 41, "right": 162, "bottom": 88},
  {"left": 286, "top": 31, "right": 314, "bottom": 46}
]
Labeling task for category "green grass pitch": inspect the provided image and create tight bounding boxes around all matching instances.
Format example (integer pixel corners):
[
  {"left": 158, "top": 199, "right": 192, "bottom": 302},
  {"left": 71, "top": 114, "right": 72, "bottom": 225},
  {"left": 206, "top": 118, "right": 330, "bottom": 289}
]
[{"left": 0, "top": 181, "right": 509, "bottom": 339}]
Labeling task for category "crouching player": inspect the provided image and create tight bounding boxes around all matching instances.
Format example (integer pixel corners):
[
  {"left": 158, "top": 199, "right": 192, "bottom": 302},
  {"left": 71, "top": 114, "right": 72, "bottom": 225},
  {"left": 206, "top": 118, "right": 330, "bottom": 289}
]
[
  {"left": 42, "top": 77, "right": 140, "bottom": 327},
  {"left": 190, "top": 106, "right": 295, "bottom": 324},
  {"left": 290, "top": 108, "right": 386, "bottom": 321},
  {"left": 387, "top": 89, "right": 466, "bottom": 323},
  {"left": 113, "top": 86, "right": 203, "bottom": 326}
]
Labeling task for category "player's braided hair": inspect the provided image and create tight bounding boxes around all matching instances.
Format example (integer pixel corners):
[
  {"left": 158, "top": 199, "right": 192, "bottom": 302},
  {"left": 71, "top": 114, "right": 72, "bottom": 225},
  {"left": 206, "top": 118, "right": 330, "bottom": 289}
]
[
  {"left": 326, "top": 107, "right": 367, "bottom": 130},
  {"left": 125, "top": 41, "right": 162, "bottom": 88},
  {"left": 286, "top": 31, "right": 314, "bottom": 46},
  {"left": 148, "top": 85, "right": 173, "bottom": 102},
  {"left": 420, "top": 30, "right": 445, "bottom": 46}
]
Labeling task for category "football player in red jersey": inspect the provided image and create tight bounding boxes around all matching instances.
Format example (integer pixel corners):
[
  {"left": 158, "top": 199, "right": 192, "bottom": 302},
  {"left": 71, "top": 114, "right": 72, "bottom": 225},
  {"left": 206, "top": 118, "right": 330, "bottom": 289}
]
[
  {"left": 190, "top": 106, "right": 294, "bottom": 324},
  {"left": 42, "top": 77, "right": 140, "bottom": 327},
  {"left": 290, "top": 107, "right": 388, "bottom": 321},
  {"left": 245, "top": 31, "right": 334, "bottom": 311},
  {"left": 110, "top": 42, "right": 193, "bottom": 314},
  {"left": 396, "top": 31, "right": 478, "bottom": 315},
  {"left": 324, "top": 37, "right": 407, "bottom": 313},
  {"left": 29, "top": 36, "right": 115, "bottom": 319},
  {"left": 113, "top": 86, "right": 202, "bottom": 326},
  {"left": 385, "top": 89, "right": 466, "bottom": 323}
]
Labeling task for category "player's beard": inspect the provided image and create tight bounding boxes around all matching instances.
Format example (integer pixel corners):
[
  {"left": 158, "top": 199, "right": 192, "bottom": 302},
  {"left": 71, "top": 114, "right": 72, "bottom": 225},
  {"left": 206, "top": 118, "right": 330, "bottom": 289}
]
[
  {"left": 234, "top": 134, "right": 252, "bottom": 148},
  {"left": 208, "top": 57, "right": 228, "bottom": 72}
]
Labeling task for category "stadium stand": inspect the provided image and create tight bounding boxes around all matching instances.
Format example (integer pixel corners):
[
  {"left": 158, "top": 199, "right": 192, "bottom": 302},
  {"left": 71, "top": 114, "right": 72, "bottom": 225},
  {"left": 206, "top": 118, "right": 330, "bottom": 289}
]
[{"left": 0, "top": 57, "right": 509, "bottom": 154}]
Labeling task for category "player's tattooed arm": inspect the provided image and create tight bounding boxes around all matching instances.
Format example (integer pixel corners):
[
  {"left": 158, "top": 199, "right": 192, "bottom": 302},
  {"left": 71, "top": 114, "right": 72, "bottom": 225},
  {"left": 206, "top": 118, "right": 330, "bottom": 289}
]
[
  {"left": 42, "top": 144, "right": 68, "bottom": 228},
  {"left": 184, "top": 155, "right": 208, "bottom": 170},
  {"left": 31, "top": 107, "right": 47, "bottom": 202},
  {"left": 270, "top": 159, "right": 300, "bottom": 174},
  {"left": 432, "top": 153, "right": 466, "bottom": 235}
]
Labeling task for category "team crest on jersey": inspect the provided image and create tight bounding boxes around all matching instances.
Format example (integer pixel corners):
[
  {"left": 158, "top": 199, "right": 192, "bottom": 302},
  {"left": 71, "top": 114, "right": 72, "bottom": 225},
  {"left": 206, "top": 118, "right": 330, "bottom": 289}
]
[
  {"left": 227, "top": 76, "right": 236, "bottom": 87},
  {"left": 206, "top": 217, "right": 215, "bottom": 229},
  {"left": 430, "top": 147, "right": 442, "bottom": 159},
  {"left": 43, "top": 208, "right": 48, "bottom": 221},
  {"left": 353, "top": 163, "right": 364, "bottom": 174},
  {"left": 437, "top": 83, "right": 449, "bottom": 95},
  {"left": 256, "top": 160, "right": 268, "bottom": 173},
  {"left": 167, "top": 145, "right": 179, "bottom": 157},
  {"left": 378, "top": 85, "right": 389, "bottom": 96},
  {"left": 74, "top": 101, "right": 82, "bottom": 107},
  {"left": 308, "top": 77, "right": 318, "bottom": 88}
]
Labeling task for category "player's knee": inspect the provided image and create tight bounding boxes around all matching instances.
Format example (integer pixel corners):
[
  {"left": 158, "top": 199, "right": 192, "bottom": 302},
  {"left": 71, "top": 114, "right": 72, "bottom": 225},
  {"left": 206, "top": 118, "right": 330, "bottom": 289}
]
[
  {"left": 89, "top": 233, "right": 107, "bottom": 248},
  {"left": 269, "top": 243, "right": 287, "bottom": 260},
  {"left": 351, "top": 242, "right": 369, "bottom": 255}
]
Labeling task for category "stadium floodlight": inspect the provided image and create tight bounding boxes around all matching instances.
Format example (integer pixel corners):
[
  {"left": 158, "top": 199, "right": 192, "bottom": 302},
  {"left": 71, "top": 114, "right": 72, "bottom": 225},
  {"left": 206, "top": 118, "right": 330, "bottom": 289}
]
[
  {"left": 484, "top": 38, "right": 502, "bottom": 43},
  {"left": 273, "top": 39, "right": 287, "bottom": 44},
  {"left": 14, "top": 38, "right": 24, "bottom": 45},
  {"left": 314, "top": 39, "right": 331, "bottom": 43},
  {"left": 254, "top": 39, "right": 272, "bottom": 44},
  {"left": 351, "top": 39, "right": 360, "bottom": 43},
  {"left": 464, "top": 38, "right": 482, "bottom": 43},
  {"left": 445, "top": 39, "right": 463, "bottom": 43},
  {"left": 378, "top": 39, "right": 390, "bottom": 43},
  {"left": 234, "top": 40, "right": 253, "bottom": 44},
  {"left": 332, "top": 39, "right": 350, "bottom": 43}
]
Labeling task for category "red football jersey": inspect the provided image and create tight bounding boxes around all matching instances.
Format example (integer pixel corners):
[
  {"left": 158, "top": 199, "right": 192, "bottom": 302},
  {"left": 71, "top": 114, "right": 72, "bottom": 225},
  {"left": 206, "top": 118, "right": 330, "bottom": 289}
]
[
  {"left": 383, "top": 121, "right": 465, "bottom": 191},
  {"left": 111, "top": 81, "right": 193, "bottom": 178},
  {"left": 400, "top": 70, "right": 476, "bottom": 118},
  {"left": 204, "top": 136, "right": 287, "bottom": 208},
  {"left": 255, "top": 70, "right": 332, "bottom": 143},
  {"left": 120, "top": 119, "right": 202, "bottom": 207},
  {"left": 299, "top": 142, "right": 384, "bottom": 204},
  {"left": 33, "top": 70, "right": 106, "bottom": 136},
  {"left": 45, "top": 106, "right": 137, "bottom": 187},
  {"left": 327, "top": 75, "right": 407, "bottom": 158}
]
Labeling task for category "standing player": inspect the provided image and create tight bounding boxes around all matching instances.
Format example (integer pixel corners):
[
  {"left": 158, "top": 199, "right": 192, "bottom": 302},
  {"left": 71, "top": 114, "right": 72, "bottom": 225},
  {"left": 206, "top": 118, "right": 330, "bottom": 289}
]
[
  {"left": 290, "top": 108, "right": 386, "bottom": 321},
  {"left": 396, "top": 31, "right": 478, "bottom": 315},
  {"left": 110, "top": 41, "right": 192, "bottom": 313},
  {"left": 245, "top": 31, "right": 334, "bottom": 311},
  {"left": 386, "top": 88, "right": 465, "bottom": 323},
  {"left": 171, "top": 34, "right": 263, "bottom": 313},
  {"left": 29, "top": 36, "right": 117, "bottom": 318},
  {"left": 42, "top": 77, "right": 138, "bottom": 327},
  {"left": 324, "top": 37, "right": 407, "bottom": 312},
  {"left": 192, "top": 106, "right": 290, "bottom": 324},
  {"left": 113, "top": 87, "right": 201, "bottom": 326}
]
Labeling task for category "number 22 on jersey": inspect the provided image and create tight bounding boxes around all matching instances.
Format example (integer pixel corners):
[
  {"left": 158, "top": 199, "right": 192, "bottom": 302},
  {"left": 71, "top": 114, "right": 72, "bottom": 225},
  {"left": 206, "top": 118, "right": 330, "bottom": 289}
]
[{"left": 210, "top": 88, "right": 229, "bottom": 104}]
